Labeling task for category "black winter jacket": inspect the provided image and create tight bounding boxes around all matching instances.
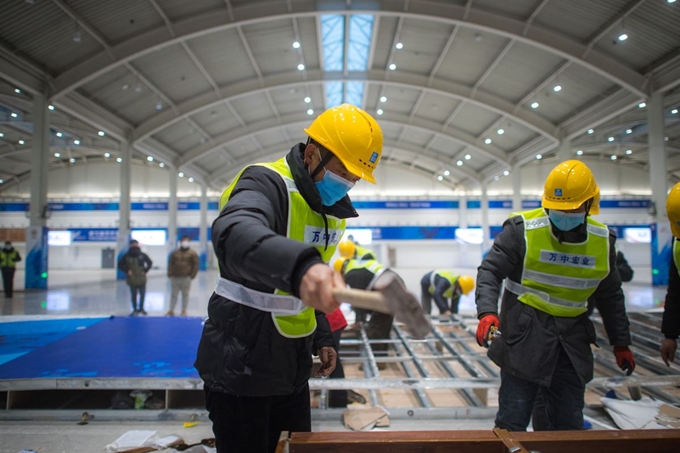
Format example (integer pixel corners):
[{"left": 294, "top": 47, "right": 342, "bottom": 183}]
[
  {"left": 195, "top": 144, "right": 358, "bottom": 396},
  {"left": 475, "top": 214, "right": 631, "bottom": 387}
]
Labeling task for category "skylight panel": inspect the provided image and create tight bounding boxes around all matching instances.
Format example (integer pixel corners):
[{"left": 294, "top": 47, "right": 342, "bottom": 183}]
[
  {"left": 345, "top": 81, "right": 365, "bottom": 109},
  {"left": 325, "top": 81, "right": 343, "bottom": 108},
  {"left": 347, "top": 14, "right": 373, "bottom": 71},
  {"left": 321, "top": 15, "right": 345, "bottom": 72}
]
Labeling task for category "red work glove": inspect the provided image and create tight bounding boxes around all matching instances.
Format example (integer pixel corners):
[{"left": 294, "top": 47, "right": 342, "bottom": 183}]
[
  {"left": 614, "top": 346, "right": 635, "bottom": 376},
  {"left": 476, "top": 314, "right": 500, "bottom": 347}
]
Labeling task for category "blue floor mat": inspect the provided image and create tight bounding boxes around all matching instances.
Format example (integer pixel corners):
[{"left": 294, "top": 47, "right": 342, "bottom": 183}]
[
  {"left": 0, "top": 318, "right": 105, "bottom": 366},
  {"left": 0, "top": 317, "right": 203, "bottom": 379}
]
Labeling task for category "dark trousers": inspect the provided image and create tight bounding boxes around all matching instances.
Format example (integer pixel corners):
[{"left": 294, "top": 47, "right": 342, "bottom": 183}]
[
  {"left": 2, "top": 268, "right": 15, "bottom": 297},
  {"left": 328, "top": 329, "right": 348, "bottom": 408},
  {"left": 420, "top": 274, "right": 432, "bottom": 314},
  {"left": 129, "top": 284, "right": 146, "bottom": 310},
  {"left": 496, "top": 347, "right": 585, "bottom": 431},
  {"left": 206, "top": 384, "right": 311, "bottom": 453}
]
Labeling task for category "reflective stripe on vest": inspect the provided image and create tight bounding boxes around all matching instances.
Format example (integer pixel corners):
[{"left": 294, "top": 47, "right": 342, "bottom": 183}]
[
  {"left": 515, "top": 208, "right": 610, "bottom": 317},
  {"left": 218, "top": 157, "right": 346, "bottom": 338},
  {"left": 344, "top": 259, "right": 385, "bottom": 290},
  {"left": 429, "top": 270, "right": 459, "bottom": 299}
]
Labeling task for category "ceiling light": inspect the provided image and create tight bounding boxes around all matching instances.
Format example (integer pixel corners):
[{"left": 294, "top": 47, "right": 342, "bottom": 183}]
[
  {"left": 618, "top": 33, "right": 628, "bottom": 41},
  {"left": 156, "top": 103, "right": 162, "bottom": 110},
  {"left": 531, "top": 102, "right": 539, "bottom": 109},
  {"left": 669, "top": 0, "right": 677, "bottom": 3},
  {"left": 297, "top": 63, "right": 305, "bottom": 71},
  {"left": 178, "top": 172, "right": 184, "bottom": 177},
  {"left": 503, "top": 170, "right": 510, "bottom": 176},
  {"left": 147, "top": 156, "right": 154, "bottom": 162},
  {"left": 14, "top": 88, "right": 21, "bottom": 94},
  {"left": 48, "top": 105, "right": 55, "bottom": 111},
  {"left": 388, "top": 63, "right": 396, "bottom": 71},
  {"left": 0, "top": 132, "right": 3, "bottom": 137},
  {"left": 638, "top": 102, "right": 646, "bottom": 108},
  {"left": 293, "top": 41, "right": 300, "bottom": 49},
  {"left": 73, "top": 28, "right": 81, "bottom": 43},
  {"left": 536, "top": 154, "right": 542, "bottom": 160},
  {"left": 484, "top": 138, "right": 492, "bottom": 144},
  {"left": 159, "top": 162, "right": 165, "bottom": 168},
  {"left": 437, "top": 175, "right": 443, "bottom": 181},
  {"left": 444, "top": 170, "right": 450, "bottom": 176},
  {"left": 122, "top": 84, "right": 129, "bottom": 90},
  {"left": 626, "top": 129, "right": 633, "bottom": 134},
  {"left": 10, "top": 112, "right": 17, "bottom": 118},
  {"left": 56, "top": 132, "right": 63, "bottom": 137},
  {"left": 672, "top": 109, "right": 678, "bottom": 114},
  {"left": 553, "top": 85, "right": 562, "bottom": 92},
  {"left": 69, "top": 158, "right": 76, "bottom": 163},
  {"left": 98, "top": 131, "right": 105, "bottom": 136},
  {"left": 104, "top": 152, "right": 110, "bottom": 158},
  {"left": 576, "top": 149, "right": 583, "bottom": 155},
  {"left": 380, "top": 96, "right": 387, "bottom": 103},
  {"left": 610, "top": 155, "right": 617, "bottom": 160},
  {"left": 116, "top": 157, "right": 122, "bottom": 163},
  {"left": 455, "top": 159, "right": 463, "bottom": 167},
  {"left": 54, "top": 152, "right": 61, "bottom": 157},
  {"left": 607, "top": 136, "right": 615, "bottom": 142},
  {"left": 0, "top": 180, "right": 3, "bottom": 184},
  {"left": 73, "top": 139, "right": 80, "bottom": 145},
  {"left": 587, "top": 129, "right": 594, "bottom": 134},
  {"left": 135, "top": 84, "right": 141, "bottom": 92},
  {"left": 465, "top": 154, "right": 471, "bottom": 160},
  {"left": 188, "top": 177, "right": 194, "bottom": 182},
  {"left": 626, "top": 149, "right": 632, "bottom": 155},
  {"left": 665, "top": 136, "right": 669, "bottom": 141},
  {"left": 304, "top": 96, "right": 311, "bottom": 103},
  {"left": 18, "top": 139, "right": 25, "bottom": 145},
  {"left": 307, "top": 108, "right": 314, "bottom": 115},
  {"left": 396, "top": 42, "right": 403, "bottom": 49},
  {"left": 497, "top": 128, "right": 505, "bottom": 135},
  {"left": 376, "top": 109, "right": 384, "bottom": 115}
]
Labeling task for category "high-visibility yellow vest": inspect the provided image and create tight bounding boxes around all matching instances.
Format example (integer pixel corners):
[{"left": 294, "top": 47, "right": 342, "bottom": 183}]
[
  {"left": 355, "top": 245, "right": 376, "bottom": 260},
  {"left": 343, "top": 259, "right": 385, "bottom": 290},
  {"left": 0, "top": 250, "right": 19, "bottom": 268},
  {"left": 429, "top": 270, "right": 459, "bottom": 299},
  {"left": 507, "top": 208, "right": 610, "bottom": 317},
  {"left": 674, "top": 239, "right": 680, "bottom": 275},
  {"left": 218, "top": 157, "right": 345, "bottom": 338}
]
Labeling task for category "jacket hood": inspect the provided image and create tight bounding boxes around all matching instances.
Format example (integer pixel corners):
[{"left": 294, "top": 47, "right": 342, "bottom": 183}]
[{"left": 286, "top": 143, "right": 358, "bottom": 220}]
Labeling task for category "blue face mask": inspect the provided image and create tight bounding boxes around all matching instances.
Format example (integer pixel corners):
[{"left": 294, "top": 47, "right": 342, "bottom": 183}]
[
  {"left": 548, "top": 210, "right": 586, "bottom": 232},
  {"left": 315, "top": 168, "right": 355, "bottom": 206}
]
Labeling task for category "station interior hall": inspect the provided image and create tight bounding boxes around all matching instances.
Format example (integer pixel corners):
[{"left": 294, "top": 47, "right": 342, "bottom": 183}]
[{"left": 1, "top": 0, "right": 680, "bottom": 452}]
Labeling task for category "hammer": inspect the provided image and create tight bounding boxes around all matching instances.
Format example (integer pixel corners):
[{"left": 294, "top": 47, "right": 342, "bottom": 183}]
[{"left": 332, "top": 271, "right": 432, "bottom": 339}]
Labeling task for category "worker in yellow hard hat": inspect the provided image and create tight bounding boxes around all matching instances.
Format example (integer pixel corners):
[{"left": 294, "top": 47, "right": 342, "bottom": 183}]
[
  {"left": 338, "top": 239, "right": 376, "bottom": 260},
  {"left": 195, "top": 104, "right": 383, "bottom": 453},
  {"left": 419, "top": 271, "right": 474, "bottom": 315},
  {"left": 661, "top": 182, "right": 680, "bottom": 367},
  {"left": 475, "top": 160, "right": 633, "bottom": 432}
]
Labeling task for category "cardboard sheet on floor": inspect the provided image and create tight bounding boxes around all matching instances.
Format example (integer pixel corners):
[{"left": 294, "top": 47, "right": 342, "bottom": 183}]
[
  {"left": 343, "top": 407, "right": 390, "bottom": 431},
  {"left": 105, "top": 430, "right": 157, "bottom": 453},
  {"left": 601, "top": 397, "right": 672, "bottom": 429}
]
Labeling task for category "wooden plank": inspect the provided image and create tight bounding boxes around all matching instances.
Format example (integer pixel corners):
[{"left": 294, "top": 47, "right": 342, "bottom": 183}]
[{"left": 514, "top": 429, "right": 680, "bottom": 453}]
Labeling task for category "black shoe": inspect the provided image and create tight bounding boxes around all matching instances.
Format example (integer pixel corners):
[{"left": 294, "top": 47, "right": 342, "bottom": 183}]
[
  {"left": 130, "top": 310, "right": 139, "bottom": 316},
  {"left": 139, "top": 309, "right": 148, "bottom": 316}
]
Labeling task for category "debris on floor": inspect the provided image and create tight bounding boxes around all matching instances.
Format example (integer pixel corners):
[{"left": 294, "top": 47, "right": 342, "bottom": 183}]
[
  {"left": 105, "top": 430, "right": 216, "bottom": 453},
  {"left": 600, "top": 396, "right": 676, "bottom": 429},
  {"left": 105, "top": 430, "right": 157, "bottom": 452},
  {"left": 343, "top": 406, "right": 390, "bottom": 431}
]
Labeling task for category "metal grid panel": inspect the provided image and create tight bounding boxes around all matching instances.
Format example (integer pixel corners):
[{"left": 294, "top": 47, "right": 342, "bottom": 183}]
[
  {"left": 435, "top": 27, "right": 509, "bottom": 86},
  {"left": 534, "top": 0, "right": 625, "bottom": 42},
  {"left": 479, "top": 42, "right": 564, "bottom": 104},
  {"left": 595, "top": 1, "right": 680, "bottom": 71},
  {"left": 185, "top": 29, "right": 258, "bottom": 86},
  {"left": 131, "top": 43, "right": 214, "bottom": 105},
  {"left": 449, "top": 104, "right": 500, "bottom": 137},
  {"left": 67, "top": 0, "right": 164, "bottom": 45},
  {"left": 0, "top": 0, "right": 101, "bottom": 74},
  {"left": 473, "top": 0, "right": 542, "bottom": 19},
  {"left": 242, "top": 19, "right": 298, "bottom": 76},
  {"left": 158, "top": 0, "right": 226, "bottom": 21},
  {"left": 391, "top": 19, "right": 457, "bottom": 77}
]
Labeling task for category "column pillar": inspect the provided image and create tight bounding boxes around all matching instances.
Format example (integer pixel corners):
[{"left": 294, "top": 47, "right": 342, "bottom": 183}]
[
  {"left": 168, "top": 167, "right": 178, "bottom": 259},
  {"left": 25, "top": 91, "right": 50, "bottom": 290},
  {"left": 116, "top": 140, "right": 132, "bottom": 280},
  {"left": 648, "top": 91, "right": 670, "bottom": 286},
  {"left": 481, "top": 180, "right": 490, "bottom": 252},
  {"left": 199, "top": 182, "right": 209, "bottom": 270},
  {"left": 459, "top": 193, "right": 468, "bottom": 228}
]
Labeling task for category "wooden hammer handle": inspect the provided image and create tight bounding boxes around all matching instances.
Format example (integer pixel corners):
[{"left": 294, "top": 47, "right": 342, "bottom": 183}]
[{"left": 332, "top": 288, "right": 390, "bottom": 314}]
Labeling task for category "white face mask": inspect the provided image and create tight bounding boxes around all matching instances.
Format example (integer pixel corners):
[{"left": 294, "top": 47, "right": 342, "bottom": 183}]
[{"left": 180, "top": 241, "right": 190, "bottom": 249}]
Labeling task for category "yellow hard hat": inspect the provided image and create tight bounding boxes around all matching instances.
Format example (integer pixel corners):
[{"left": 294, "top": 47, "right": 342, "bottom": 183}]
[
  {"left": 542, "top": 160, "right": 600, "bottom": 214},
  {"left": 333, "top": 257, "right": 348, "bottom": 274},
  {"left": 304, "top": 103, "right": 383, "bottom": 184},
  {"left": 667, "top": 182, "right": 680, "bottom": 238},
  {"left": 457, "top": 275, "right": 475, "bottom": 295},
  {"left": 338, "top": 240, "right": 356, "bottom": 258}
]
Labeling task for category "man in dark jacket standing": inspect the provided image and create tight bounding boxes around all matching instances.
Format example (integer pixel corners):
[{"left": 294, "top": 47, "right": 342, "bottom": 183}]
[
  {"left": 117, "top": 239, "right": 153, "bottom": 316},
  {"left": 1, "top": 241, "right": 21, "bottom": 298},
  {"left": 475, "top": 160, "right": 634, "bottom": 432},
  {"left": 194, "top": 104, "right": 383, "bottom": 453},
  {"left": 166, "top": 235, "right": 199, "bottom": 316}
]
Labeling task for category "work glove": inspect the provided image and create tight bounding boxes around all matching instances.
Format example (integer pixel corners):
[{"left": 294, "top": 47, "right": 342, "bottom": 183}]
[
  {"left": 614, "top": 346, "right": 636, "bottom": 376},
  {"left": 476, "top": 314, "right": 500, "bottom": 348}
]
